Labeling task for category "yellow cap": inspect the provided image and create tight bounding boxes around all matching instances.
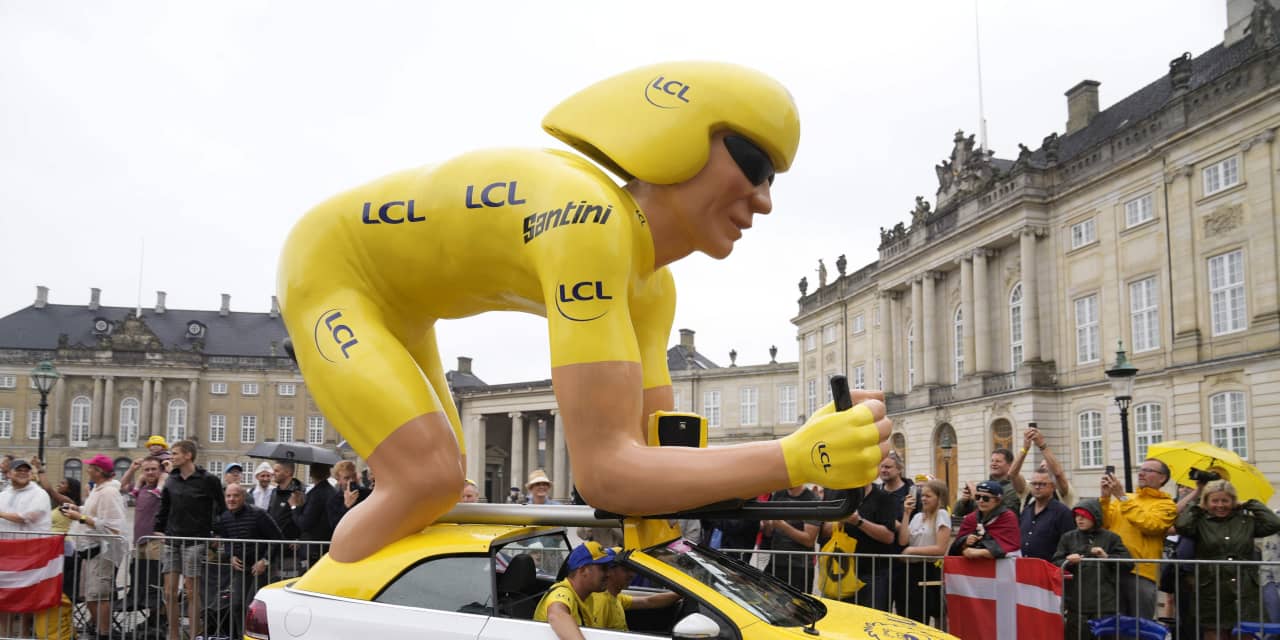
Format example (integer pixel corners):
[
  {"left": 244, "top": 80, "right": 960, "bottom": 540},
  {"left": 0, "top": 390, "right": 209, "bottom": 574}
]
[{"left": 543, "top": 61, "right": 800, "bottom": 185}]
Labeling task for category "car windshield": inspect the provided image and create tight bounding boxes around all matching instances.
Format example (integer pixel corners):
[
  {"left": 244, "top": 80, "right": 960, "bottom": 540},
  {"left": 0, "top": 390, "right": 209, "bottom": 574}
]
[{"left": 646, "top": 539, "right": 826, "bottom": 627}]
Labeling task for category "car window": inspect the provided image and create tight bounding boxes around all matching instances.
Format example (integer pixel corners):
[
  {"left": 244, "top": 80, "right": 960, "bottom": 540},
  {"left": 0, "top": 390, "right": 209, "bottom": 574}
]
[
  {"left": 646, "top": 539, "right": 824, "bottom": 628},
  {"left": 496, "top": 532, "right": 571, "bottom": 578},
  {"left": 375, "top": 555, "right": 492, "bottom": 614}
]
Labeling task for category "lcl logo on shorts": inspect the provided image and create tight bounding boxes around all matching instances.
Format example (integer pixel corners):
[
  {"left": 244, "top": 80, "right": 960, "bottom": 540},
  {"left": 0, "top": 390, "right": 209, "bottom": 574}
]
[
  {"left": 554, "top": 281, "right": 612, "bottom": 322},
  {"left": 811, "top": 441, "right": 832, "bottom": 474},
  {"left": 644, "top": 76, "right": 692, "bottom": 109},
  {"left": 313, "top": 309, "right": 359, "bottom": 362}
]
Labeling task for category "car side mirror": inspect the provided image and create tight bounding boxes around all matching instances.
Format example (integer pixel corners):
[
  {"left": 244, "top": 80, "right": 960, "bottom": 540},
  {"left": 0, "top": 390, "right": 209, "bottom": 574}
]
[{"left": 672, "top": 612, "right": 721, "bottom": 639}]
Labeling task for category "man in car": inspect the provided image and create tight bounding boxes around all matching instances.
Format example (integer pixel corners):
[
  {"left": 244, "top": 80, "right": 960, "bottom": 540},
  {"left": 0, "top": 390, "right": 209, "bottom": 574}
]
[
  {"left": 587, "top": 550, "right": 681, "bottom": 631},
  {"left": 534, "top": 541, "right": 616, "bottom": 638}
]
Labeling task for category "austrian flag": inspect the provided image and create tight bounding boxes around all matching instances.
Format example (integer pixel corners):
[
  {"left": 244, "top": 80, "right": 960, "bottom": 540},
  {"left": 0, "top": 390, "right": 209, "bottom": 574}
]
[
  {"left": 944, "top": 557, "right": 1063, "bottom": 640},
  {"left": 0, "top": 536, "right": 64, "bottom": 613}
]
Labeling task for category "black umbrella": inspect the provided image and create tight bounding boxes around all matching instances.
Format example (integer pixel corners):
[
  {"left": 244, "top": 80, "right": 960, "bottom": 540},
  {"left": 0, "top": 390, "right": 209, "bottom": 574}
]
[{"left": 247, "top": 442, "right": 342, "bottom": 466}]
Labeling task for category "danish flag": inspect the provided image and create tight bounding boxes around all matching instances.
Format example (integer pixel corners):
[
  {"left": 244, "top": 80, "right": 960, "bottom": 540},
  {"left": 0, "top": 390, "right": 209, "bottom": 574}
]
[
  {"left": 944, "top": 556, "right": 1063, "bottom": 640},
  {"left": 0, "top": 536, "right": 64, "bottom": 613}
]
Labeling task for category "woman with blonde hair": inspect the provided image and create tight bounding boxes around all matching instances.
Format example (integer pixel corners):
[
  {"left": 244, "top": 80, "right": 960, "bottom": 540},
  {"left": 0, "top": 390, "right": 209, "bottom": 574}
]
[
  {"left": 326, "top": 460, "right": 371, "bottom": 529},
  {"left": 1175, "top": 479, "right": 1280, "bottom": 639},
  {"left": 895, "top": 479, "right": 951, "bottom": 625}
]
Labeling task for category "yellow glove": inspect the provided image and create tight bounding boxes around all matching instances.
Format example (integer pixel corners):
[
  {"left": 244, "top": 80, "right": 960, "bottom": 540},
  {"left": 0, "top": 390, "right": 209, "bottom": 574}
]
[{"left": 780, "top": 403, "right": 884, "bottom": 489}]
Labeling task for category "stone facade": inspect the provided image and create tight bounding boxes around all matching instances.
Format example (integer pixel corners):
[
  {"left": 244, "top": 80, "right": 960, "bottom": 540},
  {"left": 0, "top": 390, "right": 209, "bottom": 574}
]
[{"left": 795, "top": 23, "right": 1280, "bottom": 506}]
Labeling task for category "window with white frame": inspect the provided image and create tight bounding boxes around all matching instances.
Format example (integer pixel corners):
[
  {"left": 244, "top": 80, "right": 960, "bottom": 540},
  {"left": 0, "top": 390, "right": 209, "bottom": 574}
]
[
  {"left": 278, "top": 415, "right": 295, "bottom": 442},
  {"left": 672, "top": 389, "right": 682, "bottom": 412},
  {"left": 1070, "top": 218, "right": 1097, "bottom": 249},
  {"left": 824, "top": 373, "right": 835, "bottom": 403},
  {"left": 207, "top": 460, "right": 225, "bottom": 476},
  {"left": 853, "top": 365, "right": 865, "bottom": 390},
  {"left": 874, "top": 306, "right": 881, "bottom": 327},
  {"left": 0, "top": 375, "right": 15, "bottom": 389},
  {"left": 210, "top": 382, "right": 227, "bottom": 395},
  {"left": 1130, "top": 278, "right": 1160, "bottom": 352},
  {"left": 805, "top": 333, "right": 817, "bottom": 352},
  {"left": 308, "top": 416, "right": 325, "bottom": 444},
  {"left": 1010, "top": 283, "right": 1024, "bottom": 367},
  {"left": 0, "top": 409, "right": 11, "bottom": 439},
  {"left": 778, "top": 385, "right": 797, "bottom": 424},
  {"left": 954, "top": 307, "right": 964, "bottom": 383},
  {"left": 1125, "top": 194, "right": 1154, "bottom": 228},
  {"left": 907, "top": 325, "right": 916, "bottom": 388},
  {"left": 822, "top": 324, "right": 837, "bottom": 345},
  {"left": 1210, "top": 391, "right": 1247, "bottom": 457},
  {"left": 241, "top": 383, "right": 259, "bottom": 396},
  {"left": 278, "top": 383, "right": 296, "bottom": 397},
  {"left": 1209, "top": 250, "right": 1247, "bottom": 335},
  {"left": 875, "top": 358, "right": 883, "bottom": 390},
  {"left": 1078, "top": 411, "right": 1103, "bottom": 468},
  {"left": 1133, "top": 403, "right": 1163, "bottom": 461},
  {"left": 806, "top": 378, "right": 817, "bottom": 417},
  {"left": 702, "top": 391, "right": 721, "bottom": 429},
  {"left": 166, "top": 399, "right": 187, "bottom": 442},
  {"left": 27, "top": 410, "right": 39, "bottom": 439},
  {"left": 740, "top": 387, "right": 758, "bottom": 427},
  {"left": 1075, "top": 294, "right": 1100, "bottom": 364},
  {"left": 1203, "top": 156, "right": 1240, "bottom": 196},
  {"left": 118, "top": 398, "right": 139, "bottom": 447},
  {"left": 70, "top": 396, "right": 91, "bottom": 446},
  {"left": 209, "top": 415, "right": 226, "bottom": 443},
  {"left": 240, "top": 415, "right": 257, "bottom": 443},
  {"left": 852, "top": 314, "right": 865, "bottom": 335}
]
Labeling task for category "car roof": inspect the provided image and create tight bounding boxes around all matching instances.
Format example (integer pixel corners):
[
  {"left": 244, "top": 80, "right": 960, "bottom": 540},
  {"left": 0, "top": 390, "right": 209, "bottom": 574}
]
[{"left": 293, "top": 522, "right": 563, "bottom": 600}]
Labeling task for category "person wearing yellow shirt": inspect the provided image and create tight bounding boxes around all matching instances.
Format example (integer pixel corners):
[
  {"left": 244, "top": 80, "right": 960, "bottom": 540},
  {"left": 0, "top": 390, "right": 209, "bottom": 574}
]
[
  {"left": 277, "top": 61, "right": 894, "bottom": 564},
  {"left": 534, "top": 542, "right": 614, "bottom": 639},
  {"left": 1099, "top": 460, "right": 1176, "bottom": 620},
  {"left": 586, "top": 549, "right": 682, "bottom": 631}
]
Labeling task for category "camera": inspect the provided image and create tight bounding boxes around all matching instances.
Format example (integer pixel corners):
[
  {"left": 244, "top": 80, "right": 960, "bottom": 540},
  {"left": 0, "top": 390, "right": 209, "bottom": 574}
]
[{"left": 1188, "top": 468, "right": 1221, "bottom": 483}]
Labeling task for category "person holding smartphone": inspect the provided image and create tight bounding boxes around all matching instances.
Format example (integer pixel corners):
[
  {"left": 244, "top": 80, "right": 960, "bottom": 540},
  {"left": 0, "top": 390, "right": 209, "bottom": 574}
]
[
  {"left": 327, "top": 460, "right": 369, "bottom": 530},
  {"left": 1099, "top": 458, "right": 1176, "bottom": 621}
]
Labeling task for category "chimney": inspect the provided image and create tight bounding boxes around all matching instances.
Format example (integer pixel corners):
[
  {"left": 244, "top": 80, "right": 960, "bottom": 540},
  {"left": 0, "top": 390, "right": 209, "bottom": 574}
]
[
  {"left": 1064, "top": 80, "right": 1100, "bottom": 135},
  {"left": 269, "top": 295, "right": 280, "bottom": 319},
  {"left": 155, "top": 291, "right": 167, "bottom": 314},
  {"left": 89, "top": 287, "right": 101, "bottom": 311},
  {"left": 679, "top": 328, "right": 695, "bottom": 351},
  {"left": 219, "top": 293, "right": 231, "bottom": 317},
  {"left": 34, "top": 285, "right": 49, "bottom": 309},
  {"left": 456, "top": 356, "right": 473, "bottom": 374},
  {"left": 1223, "top": 0, "right": 1256, "bottom": 47}
]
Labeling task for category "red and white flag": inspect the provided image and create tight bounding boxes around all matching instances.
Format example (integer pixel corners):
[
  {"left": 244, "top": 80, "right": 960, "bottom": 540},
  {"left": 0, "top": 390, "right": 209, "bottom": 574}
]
[
  {"left": 944, "top": 556, "right": 1063, "bottom": 640},
  {"left": 0, "top": 536, "right": 64, "bottom": 613}
]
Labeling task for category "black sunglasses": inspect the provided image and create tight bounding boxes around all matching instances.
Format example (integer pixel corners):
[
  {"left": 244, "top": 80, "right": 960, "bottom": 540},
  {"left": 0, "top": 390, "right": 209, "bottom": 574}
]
[
  {"left": 723, "top": 135, "right": 775, "bottom": 186},
  {"left": 974, "top": 494, "right": 998, "bottom": 503}
]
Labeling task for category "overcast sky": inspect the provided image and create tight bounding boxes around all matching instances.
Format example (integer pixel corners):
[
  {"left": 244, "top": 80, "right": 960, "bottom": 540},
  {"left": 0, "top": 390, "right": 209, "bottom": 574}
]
[{"left": 0, "top": 1, "right": 1226, "bottom": 384}]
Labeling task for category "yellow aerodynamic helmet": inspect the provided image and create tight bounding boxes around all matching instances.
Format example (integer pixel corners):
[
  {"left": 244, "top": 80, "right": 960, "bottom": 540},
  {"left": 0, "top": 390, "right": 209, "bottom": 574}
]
[{"left": 542, "top": 61, "right": 800, "bottom": 185}]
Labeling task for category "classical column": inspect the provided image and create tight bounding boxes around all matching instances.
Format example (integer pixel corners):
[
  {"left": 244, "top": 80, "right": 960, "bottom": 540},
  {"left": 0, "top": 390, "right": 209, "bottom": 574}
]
[
  {"left": 91, "top": 376, "right": 104, "bottom": 438},
  {"left": 151, "top": 378, "right": 165, "bottom": 437},
  {"left": 51, "top": 377, "right": 66, "bottom": 437},
  {"left": 552, "top": 410, "right": 568, "bottom": 501},
  {"left": 140, "top": 378, "right": 153, "bottom": 439},
  {"left": 960, "top": 257, "right": 975, "bottom": 377},
  {"left": 527, "top": 418, "right": 539, "bottom": 478},
  {"left": 922, "top": 272, "right": 937, "bottom": 385},
  {"left": 187, "top": 379, "right": 199, "bottom": 442},
  {"left": 467, "top": 415, "right": 487, "bottom": 488},
  {"left": 973, "top": 249, "right": 992, "bottom": 373},
  {"left": 911, "top": 278, "right": 924, "bottom": 390},
  {"left": 509, "top": 412, "right": 525, "bottom": 500},
  {"left": 878, "top": 291, "right": 895, "bottom": 393},
  {"left": 1019, "top": 229, "right": 1041, "bottom": 362},
  {"left": 102, "top": 376, "right": 115, "bottom": 438}
]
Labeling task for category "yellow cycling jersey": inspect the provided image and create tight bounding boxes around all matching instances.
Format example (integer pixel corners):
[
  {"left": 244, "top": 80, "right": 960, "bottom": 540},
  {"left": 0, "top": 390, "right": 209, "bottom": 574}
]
[
  {"left": 277, "top": 148, "right": 676, "bottom": 458},
  {"left": 585, "top": 591, "right": 632, "bottom": 631},
  {"left": 533, "top": 579, "right": 596, "bottom": 626}
]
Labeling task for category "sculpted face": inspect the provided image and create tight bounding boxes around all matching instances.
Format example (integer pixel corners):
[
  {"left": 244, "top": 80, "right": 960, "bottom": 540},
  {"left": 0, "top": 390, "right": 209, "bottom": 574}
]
[{"left": 667, "top": 131, "right": 773, "bottom": 260}]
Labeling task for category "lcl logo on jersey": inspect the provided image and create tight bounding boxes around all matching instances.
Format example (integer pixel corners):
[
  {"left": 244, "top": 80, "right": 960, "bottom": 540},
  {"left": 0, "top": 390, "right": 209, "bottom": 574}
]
[
  {"left": 644, "top": 76, "right": 692, "bottom": 109},
  {"left": 555, "top": 281, "right": 613, "bottom": 322},
  {"left": 361, "top": 200, "right": 424, "bottom": 225},
  {"left": 465, "top": 181, "right": 526, "bottom": 209},
  {"left": 313, "top": 308, "right": 359, "bottom": 362}
]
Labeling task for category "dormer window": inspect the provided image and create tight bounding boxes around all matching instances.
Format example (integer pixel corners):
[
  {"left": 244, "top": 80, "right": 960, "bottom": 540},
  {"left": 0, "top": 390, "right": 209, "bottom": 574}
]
[
  {"left": 92, "top": 317, "right": 113, "bottom": 336},
  {"left": 186, "top": 321, "right": 207, "bottom": 340}
]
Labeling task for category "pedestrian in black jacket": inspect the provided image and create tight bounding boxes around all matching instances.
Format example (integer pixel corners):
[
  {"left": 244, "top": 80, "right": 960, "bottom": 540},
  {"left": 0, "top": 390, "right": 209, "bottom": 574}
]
[
  {"left": 1053, "top": 498, "right": 1131, "bottom": 640},
  {"left": 327, "top": 460, "right": 370, "bottom": 530},
  {"left": 289, "top": 464, "right": 336, "bottom": 563},
  {"left": 154, "top": 440, "right": 225, "bottom": 640},
  {"left": 214, "top": 483, "right": 283, "bottom": 640},
  {"left": 265, "top": 461, "right": 303, "bottom": 540}
]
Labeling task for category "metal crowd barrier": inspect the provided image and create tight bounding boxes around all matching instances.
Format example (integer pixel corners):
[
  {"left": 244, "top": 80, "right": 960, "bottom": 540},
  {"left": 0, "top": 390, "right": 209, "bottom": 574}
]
[
  {"left": 725, "top": 548, "right": 1280, "bottom": 640},
  {"left": 0, "top": 531, "right": 330, "bottom": 640}
]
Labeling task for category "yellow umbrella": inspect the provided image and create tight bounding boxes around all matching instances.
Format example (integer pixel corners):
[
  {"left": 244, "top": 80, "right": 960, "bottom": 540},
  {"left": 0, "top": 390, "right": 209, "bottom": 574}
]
[{"left": 1147, "top": 440, "right": 1274, "bottom": 503}]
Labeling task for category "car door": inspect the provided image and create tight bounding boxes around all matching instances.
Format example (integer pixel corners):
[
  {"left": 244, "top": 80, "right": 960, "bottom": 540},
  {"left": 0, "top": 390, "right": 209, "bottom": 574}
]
[{"left": 479, "top": 617, "right": 660, "bottom": 640}]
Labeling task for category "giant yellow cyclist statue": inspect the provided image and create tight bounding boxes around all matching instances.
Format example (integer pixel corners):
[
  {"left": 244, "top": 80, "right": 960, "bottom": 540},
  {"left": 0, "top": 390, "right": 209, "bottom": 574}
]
[{"left": 277, "top": 61, "right": 893, "bottom": 563}]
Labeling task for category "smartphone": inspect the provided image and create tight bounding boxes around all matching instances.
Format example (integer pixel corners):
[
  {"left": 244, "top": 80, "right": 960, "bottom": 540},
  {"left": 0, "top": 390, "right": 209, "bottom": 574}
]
[{"left": 1105, "top": 465, "right": 1116, "bottom": 475}]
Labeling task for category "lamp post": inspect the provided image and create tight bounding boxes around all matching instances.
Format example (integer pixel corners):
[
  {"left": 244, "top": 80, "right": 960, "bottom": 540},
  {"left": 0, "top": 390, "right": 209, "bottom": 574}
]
[
  {"left": 1105, "top": 342, "right": 1139, "bottom": 492},
  {"left": 940, "top": 430, "right": 954, "bottom": 502},
  {"left": 30, "top": 361, "right": 61, "bottom": 463}
]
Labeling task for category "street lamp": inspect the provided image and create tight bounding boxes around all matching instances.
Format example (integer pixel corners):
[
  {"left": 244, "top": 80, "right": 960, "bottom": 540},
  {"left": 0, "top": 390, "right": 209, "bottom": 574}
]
[
  {"left": 30, "top": 361, "right": 60, "bottom": 463},
  {"left": 940, "top": 430, "right": 954, "bottom": 502},
  {"left": 1105, "top": 341, "right": 1139, "bottom": 492}
]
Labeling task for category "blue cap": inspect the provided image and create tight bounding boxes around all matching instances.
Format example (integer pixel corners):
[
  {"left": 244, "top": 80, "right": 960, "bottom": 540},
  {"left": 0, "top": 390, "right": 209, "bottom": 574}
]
[{"left": 566, "top": 541, "right": 617, "bottom": 572}]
